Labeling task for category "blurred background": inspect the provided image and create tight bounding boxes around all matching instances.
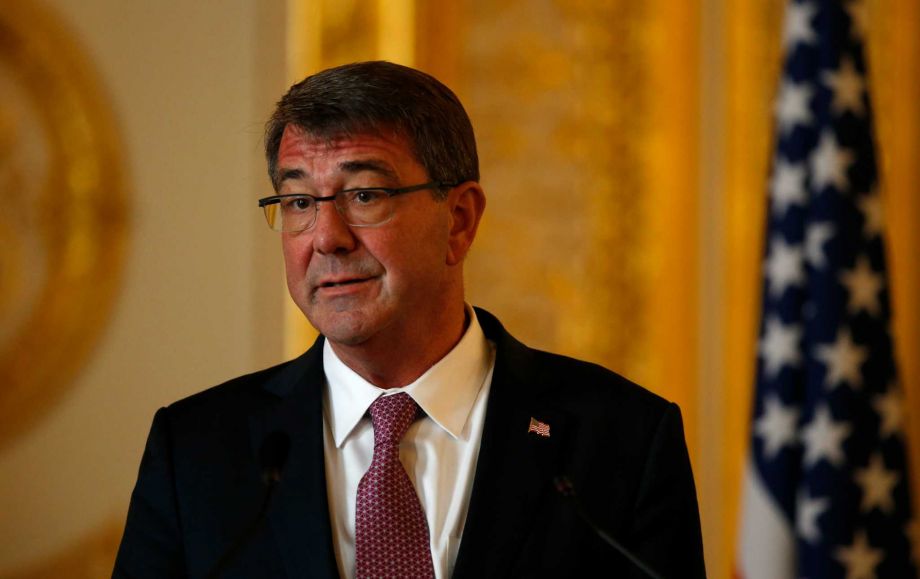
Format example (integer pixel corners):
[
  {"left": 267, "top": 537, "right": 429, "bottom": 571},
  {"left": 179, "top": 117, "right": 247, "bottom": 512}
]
[{"left": 0, "top": 0, "right": 917, "bottom": 577}]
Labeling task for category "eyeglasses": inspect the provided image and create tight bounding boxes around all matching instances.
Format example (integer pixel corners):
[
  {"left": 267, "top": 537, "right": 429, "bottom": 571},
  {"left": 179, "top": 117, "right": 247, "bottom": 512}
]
[{"left": 258, "top": 181, "right": 457, "bottom": 233}]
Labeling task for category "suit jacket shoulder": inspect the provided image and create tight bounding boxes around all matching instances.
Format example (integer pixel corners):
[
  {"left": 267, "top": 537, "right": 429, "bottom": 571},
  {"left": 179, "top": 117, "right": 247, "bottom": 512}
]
[
  {"left": 458, "top": 308, "right": 705, "bottom": 578},
  {"left": 113, "top": 340, "right": 340, "bottom": 579}
]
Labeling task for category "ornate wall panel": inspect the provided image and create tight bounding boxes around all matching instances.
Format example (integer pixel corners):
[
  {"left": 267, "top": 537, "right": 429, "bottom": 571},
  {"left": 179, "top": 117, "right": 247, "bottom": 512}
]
[
  {"left": 0, "top": 1, "right": 128, "bottom": 576},
  {"left": 0, "top": 0, "right": 128, "bottom": 450},
  {"left": 456, "top": 0, "right": 702, "bottom": 462},
  {"left": 460, "top": 0, "right": 654, "bottom": 380}
]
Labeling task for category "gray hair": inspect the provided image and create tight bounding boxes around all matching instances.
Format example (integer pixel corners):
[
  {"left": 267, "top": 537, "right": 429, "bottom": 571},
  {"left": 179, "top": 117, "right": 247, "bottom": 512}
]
[{"left": 264, "top": 61, "right": 479, "bottom": 197}]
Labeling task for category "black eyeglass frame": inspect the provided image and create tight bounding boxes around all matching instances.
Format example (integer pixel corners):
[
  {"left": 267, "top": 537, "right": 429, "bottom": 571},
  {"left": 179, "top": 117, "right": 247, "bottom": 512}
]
[{"left": 257, "top": 181, "right": 460, "bottom": 231}]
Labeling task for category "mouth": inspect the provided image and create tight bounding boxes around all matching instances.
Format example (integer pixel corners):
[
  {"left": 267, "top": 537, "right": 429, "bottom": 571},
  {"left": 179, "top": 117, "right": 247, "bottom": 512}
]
[{"left": 318, "top": 276, "right": 373, "bottom": 289}]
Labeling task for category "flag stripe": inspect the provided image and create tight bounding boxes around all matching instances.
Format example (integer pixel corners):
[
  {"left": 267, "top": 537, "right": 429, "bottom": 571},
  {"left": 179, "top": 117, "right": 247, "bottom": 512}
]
[{"left": 739, "top": 459, "right": 797, "bottom": 579}]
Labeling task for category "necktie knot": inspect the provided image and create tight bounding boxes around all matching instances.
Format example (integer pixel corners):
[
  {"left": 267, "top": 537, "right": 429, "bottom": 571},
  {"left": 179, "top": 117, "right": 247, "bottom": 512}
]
[{"left": 368, "top": 392, "right": 420, "bottom": 446}]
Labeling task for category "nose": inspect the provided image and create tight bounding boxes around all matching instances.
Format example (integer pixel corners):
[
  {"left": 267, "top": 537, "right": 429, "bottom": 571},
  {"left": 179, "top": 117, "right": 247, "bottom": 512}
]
[{"left": 312, "top": 200, "right": 357, "bottom": 255}]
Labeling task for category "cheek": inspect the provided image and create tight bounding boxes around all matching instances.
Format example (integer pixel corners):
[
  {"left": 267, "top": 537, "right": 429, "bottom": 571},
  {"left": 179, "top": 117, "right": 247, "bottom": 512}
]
[
  {"left": 281, "top": 235, "right": 311, "bottom": 279},
  {"left": 388, "top": 219, "right": 450, "bottom": 281}
]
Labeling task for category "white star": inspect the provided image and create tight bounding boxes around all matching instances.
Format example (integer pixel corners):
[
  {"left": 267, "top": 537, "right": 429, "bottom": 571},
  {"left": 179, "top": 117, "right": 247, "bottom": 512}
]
[
  {"left": 801, "top": 404, "right": 851, "bottom": 467},
  {"left": 840, "top": 256, "right": 883, "bottom": 316},
  {"left": 797, "top": 489, "right": 829, "bottom": 543},
  {"left": 847, "top": 0, "right": 868, "bottom": 40},
  {"left": 784, "top": 1, "right": 818, "bottom": 48},
  {"left": 766, "top": 236, "right": 805, "bottom": 298},
  {"left": 873, "top": 387, "right": 904, "bottom": 439},
  {"left": 810, "top": 130, "right": 855, "bottom": 192},
  {"left": 824, "top": 57, "right": 866, "bottom": 116},
  {"left": 755, "top": 394, "right": 800, "bottom": 459},
  {"left": 859, "top": 193, "right": 883, "bottom": 238},
  {"left": 805, "top": 222, "right": 835, "bottom": 269},
  {"left": 814, "top": 328, "right": 869, "bottom": 390},
  {"left": 855, "top": 452, "right": 900, "bottom": 513},
  {"left": 760, "top": 317, "right": 803, "bottom": 378},
  {"left": 775, "top": 80, "right": 814, "bottom": 134},
  {"left": 836, "top": 530, "right": 883, "bottom": 579},
  {"left": 771, "top": 158, "right": 808, "bottom": 215}
]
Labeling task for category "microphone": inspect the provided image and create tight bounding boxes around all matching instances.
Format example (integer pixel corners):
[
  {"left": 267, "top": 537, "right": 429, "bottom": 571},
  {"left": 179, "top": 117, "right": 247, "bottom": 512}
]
[
  {"left": 553, "top": 475, "right": 664, "bottom": 579},
  {"left": 206, "top": 431, "right": 290, "bottom": 579},
  {"left": 260, "top": 430, "right": 291, "bottom": 485}
]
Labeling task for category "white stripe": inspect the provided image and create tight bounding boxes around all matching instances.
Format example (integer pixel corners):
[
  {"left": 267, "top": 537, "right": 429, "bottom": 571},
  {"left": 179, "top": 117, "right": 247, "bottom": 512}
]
[{"left": 737, "top": 458, "right": 797, "bottom": 579}]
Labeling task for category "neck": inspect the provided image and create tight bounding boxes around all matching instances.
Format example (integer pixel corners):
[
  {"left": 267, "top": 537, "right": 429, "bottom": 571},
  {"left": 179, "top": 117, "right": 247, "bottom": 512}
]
[{"left": 329, "top": 302, "right": 470, "bottom": 389}]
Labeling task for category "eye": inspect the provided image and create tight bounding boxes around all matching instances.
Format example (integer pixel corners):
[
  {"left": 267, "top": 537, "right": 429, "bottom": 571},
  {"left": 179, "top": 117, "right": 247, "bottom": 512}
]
[
  {"left": 280, "top": 196, "right": 314, "bottom": 212},
  {"left": 349, "top": 189, "right": 386, "bottom": 205}
]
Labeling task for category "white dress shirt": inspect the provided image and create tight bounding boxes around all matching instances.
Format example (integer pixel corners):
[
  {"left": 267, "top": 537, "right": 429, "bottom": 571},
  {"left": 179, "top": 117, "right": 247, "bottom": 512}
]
[{"left": 322, "top": 306, "right": 496, "bottom": 579}]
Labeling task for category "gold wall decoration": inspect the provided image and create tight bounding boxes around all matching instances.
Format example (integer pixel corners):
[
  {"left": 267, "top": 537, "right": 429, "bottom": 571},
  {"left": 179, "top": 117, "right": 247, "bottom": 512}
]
[
  {"left": 0, "top": 0, "right": 128, "bottom": 449},
  {"left": 459, "top": 0, "right": 653, "bottom": 378},
  {"left": 452, "top": 0, "right": 702, "bottom": 450}
]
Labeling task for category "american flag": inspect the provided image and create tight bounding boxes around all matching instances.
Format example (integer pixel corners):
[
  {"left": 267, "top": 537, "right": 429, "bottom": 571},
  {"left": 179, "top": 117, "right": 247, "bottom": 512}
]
[
  {"left": 528, "top": 417, "right": 551, "bottom": 438},
  {"left": 737, "top": 1, "right": 917, "bottom": 578}
]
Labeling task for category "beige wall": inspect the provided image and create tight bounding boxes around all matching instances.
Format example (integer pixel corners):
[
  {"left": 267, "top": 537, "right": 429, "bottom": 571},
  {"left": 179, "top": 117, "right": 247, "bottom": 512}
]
[{"left": 0, "top": 0, "right": 286, "bottom": 574}]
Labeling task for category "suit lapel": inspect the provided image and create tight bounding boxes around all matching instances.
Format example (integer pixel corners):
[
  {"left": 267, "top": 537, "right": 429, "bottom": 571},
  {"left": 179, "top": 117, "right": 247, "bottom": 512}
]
[
  {"left": 453, "top": 310, "right": 567, "bottom": 578},
  {"left": 249, "top": 338, "right": 340, "bottom": 579}
]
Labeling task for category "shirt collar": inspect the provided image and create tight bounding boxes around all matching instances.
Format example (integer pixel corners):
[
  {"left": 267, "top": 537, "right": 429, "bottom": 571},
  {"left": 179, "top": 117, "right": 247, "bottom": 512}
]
[{"left": 323, "top": 305, "right": 492, "bottom": 448}]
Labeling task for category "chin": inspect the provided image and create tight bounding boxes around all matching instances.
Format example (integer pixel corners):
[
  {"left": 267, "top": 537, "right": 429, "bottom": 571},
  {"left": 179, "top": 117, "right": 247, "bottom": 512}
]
[
  {"left": 307, "top": 310, "right": 377, "bottom": 347},
  {"left": 322, "top": 328, "right": 371, "bottom": 347}
]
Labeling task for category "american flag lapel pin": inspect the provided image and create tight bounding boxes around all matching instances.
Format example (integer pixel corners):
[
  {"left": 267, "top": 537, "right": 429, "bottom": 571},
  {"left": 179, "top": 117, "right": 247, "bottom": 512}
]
[{"left": 527, "top": 417, "right": 551, "bottom": 438}]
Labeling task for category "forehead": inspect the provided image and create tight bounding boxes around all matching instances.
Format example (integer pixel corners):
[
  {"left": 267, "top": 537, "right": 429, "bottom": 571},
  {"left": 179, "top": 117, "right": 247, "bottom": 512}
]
[{"left": 277, "top": 124, "right": 416, "bottom": 165}]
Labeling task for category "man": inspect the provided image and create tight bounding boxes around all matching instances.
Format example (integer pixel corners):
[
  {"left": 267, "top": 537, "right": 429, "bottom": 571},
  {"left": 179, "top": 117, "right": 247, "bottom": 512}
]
[{"left": 114, "top": 61, "right": 705, "bottom": 578}]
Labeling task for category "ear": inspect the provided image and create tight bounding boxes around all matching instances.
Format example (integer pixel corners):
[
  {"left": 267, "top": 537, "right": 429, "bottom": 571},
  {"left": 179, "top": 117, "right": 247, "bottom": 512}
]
[{"left": 445, "top": 181, "right": 486, "bottom": 266}]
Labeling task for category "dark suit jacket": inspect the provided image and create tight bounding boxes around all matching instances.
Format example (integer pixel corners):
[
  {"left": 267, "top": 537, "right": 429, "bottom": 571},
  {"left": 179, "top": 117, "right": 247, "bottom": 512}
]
[{"left": 113, "top": 309, "right": 705, "bottom": 578}]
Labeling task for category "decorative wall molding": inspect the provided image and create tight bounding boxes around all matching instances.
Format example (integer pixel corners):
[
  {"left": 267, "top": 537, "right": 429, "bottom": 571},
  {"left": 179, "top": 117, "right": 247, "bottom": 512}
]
[{"left": 0, "top": 0, "right": 129, "bottom": 449}]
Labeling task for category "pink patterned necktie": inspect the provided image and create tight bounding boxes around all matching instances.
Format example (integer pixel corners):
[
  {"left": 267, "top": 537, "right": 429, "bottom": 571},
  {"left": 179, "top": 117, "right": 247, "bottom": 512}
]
[{"left": 355, "top": 393, "right": 435, "bottom": 579}]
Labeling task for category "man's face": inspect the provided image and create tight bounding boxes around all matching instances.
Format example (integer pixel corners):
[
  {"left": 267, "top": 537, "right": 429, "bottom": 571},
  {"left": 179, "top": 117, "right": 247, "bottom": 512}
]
[{"left": 276, "top": 125, "right": 456, "bottom": 348}]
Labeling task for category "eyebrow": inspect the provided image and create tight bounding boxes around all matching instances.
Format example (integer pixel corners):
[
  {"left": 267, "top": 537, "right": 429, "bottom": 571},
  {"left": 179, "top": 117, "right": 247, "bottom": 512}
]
[
  {"left": 337, "top": 160, "right": 399, "bottom": 182},
  {"left": 277, "top": 168, "right": 306, "bottom": 184},
  {"left": 275, "top": 159, "right": 400, "bottom": 189}
]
